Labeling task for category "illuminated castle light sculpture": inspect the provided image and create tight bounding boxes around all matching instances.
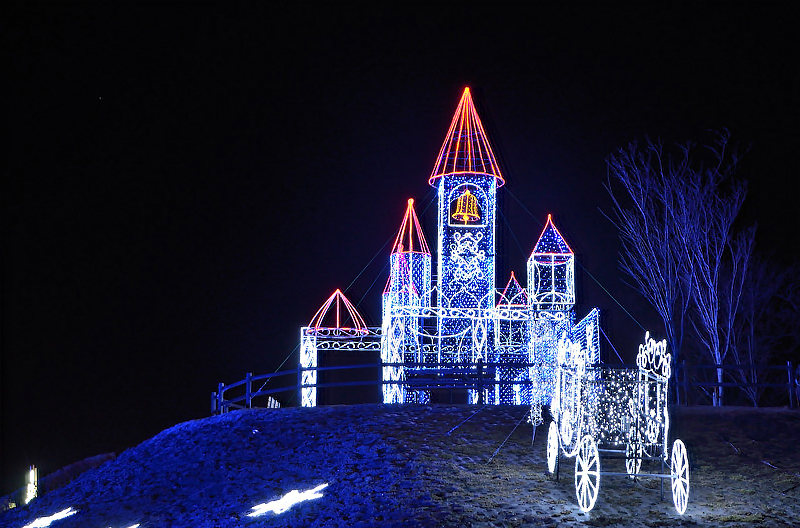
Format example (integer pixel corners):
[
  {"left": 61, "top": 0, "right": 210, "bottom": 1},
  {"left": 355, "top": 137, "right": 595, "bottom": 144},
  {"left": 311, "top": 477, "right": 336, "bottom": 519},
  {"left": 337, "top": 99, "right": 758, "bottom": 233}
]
[{"left": 299, "top": 88, "right": 601, "bottom": 423}]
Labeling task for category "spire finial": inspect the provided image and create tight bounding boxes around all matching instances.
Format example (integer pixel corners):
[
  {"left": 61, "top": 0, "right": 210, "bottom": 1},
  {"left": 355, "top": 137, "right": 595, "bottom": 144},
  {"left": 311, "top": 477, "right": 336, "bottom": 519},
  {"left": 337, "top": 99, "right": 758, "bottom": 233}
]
[{"left": 391, "top": 198, "right": 431, "bottom": 255}]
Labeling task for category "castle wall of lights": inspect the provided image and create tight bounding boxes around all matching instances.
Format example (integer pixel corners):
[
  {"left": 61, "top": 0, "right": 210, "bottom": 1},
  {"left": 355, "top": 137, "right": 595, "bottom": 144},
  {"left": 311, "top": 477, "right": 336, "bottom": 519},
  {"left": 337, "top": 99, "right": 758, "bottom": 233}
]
[{"left": 299, "top": 88, "right": 601, "bottom": 422}]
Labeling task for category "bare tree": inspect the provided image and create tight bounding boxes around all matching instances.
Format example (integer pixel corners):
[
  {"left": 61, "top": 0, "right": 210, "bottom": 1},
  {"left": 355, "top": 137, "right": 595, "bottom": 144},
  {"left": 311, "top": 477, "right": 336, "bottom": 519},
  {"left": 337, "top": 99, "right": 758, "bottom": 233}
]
[
  {"left": 730, "top": 252, "right": 788, "bottom": 406},
  {"left": 607, "top": 130, "right": 751, "bottom": 406},
  {"left": 773, "top": 268, "right": 800, "bottom": 364},
  {"left": 675, "top": 133, "right": 748, "bottom": 406},
  {"left": 605, "top": 139, "right": 693, "bottom": 391}
]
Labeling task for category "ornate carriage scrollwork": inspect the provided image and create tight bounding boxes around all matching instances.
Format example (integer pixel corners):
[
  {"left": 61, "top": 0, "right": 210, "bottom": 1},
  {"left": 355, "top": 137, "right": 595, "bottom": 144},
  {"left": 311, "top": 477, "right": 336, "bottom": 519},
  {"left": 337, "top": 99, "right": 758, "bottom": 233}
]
[{"left": 636, "top": 331, "right": 671, "bottom": 379}]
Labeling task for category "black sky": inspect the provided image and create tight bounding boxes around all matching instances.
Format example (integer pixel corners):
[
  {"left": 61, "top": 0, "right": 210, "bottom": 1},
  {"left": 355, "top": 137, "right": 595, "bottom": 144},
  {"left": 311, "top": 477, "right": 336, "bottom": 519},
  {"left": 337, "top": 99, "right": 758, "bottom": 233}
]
[{"left": 2, "top": 3, "right": 797, "bottom": 495}]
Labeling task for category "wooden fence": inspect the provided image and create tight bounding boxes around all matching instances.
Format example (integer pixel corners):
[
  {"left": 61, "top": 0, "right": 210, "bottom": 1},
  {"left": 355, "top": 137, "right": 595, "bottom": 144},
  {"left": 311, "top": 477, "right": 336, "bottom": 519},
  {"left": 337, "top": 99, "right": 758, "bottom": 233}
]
[{"left": 675, "top": 361, "right": 797, "bottom": 408}]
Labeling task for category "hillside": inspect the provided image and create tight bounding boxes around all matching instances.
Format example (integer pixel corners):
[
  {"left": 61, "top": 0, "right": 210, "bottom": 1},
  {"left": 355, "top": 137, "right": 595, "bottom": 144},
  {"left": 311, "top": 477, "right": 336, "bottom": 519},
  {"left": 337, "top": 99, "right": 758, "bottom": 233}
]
[{"left": 2, "top": 405, "right": 799, "bottom": 527}]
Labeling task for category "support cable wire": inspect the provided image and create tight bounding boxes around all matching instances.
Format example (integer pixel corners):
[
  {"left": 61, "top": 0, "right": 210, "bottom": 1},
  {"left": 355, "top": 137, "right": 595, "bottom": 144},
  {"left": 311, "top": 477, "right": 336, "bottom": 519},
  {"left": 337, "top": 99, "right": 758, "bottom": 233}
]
[
  {"left": 357, "top": 261, "right": 390, "bottom": 308},
  {"left": 256, "top": 343, "right": 300, "bottom": 395},
  {"left": 504, "top": 187, "right": 646, "bottom": 332},
  {"left": 344, "top": 237, "right": 393, "bottom": 299},
  {"left": 354, "top": 186, "right": 438, "bottom": 308},
  {"left": 445, "top": 405, "right": 488, "bottom": 436},
  {"left": 262, "top": 189, "right": 438, "bottom": 398},
  {"left": 487, "top": 409, "right": 530, "bottom": 464},
  {"left": 600, "top": 326, "right": 626, "bottom": 364},
  {"left": 497, "top": 207, "right": 527, "bottom": 261}
]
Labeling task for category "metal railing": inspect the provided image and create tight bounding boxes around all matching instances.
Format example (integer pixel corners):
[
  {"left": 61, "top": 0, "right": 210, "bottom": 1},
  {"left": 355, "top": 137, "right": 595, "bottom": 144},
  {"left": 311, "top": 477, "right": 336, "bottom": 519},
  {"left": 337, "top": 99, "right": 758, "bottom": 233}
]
[
  {"left": 212, "top": 360, "right": 799, "bottom": 414},
  {"left": 212, "top": 360, "right": 535, "bottom": 414},
  {"left": 211, "top": 370, "right": 298, "bottom": 414}
]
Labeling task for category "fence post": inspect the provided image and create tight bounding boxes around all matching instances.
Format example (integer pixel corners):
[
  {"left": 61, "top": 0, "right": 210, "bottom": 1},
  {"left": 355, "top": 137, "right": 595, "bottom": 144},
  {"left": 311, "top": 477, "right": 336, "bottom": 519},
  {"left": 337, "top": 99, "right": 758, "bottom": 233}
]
[
  {"left": 218, "top": 382, "right": 225, "bottom": 414},
  {"left": 211, "top": 392, "right": 217, "bottom": 415},
  {"left": 477, "top": 358, "right": 484, "bottom": 405},
  {"left": 297, "top": 366, "right": 303, "bottom": 407},
  {"left": 246, "top": 372, "right": 253, "bottom": 409},
  {"left": 788, "top": 361, "right": 795, "bottom": 410}
]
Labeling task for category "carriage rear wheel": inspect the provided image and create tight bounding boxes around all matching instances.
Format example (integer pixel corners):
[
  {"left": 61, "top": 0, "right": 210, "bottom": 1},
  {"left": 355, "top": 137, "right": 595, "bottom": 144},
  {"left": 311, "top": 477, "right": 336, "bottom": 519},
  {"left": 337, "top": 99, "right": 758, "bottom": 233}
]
[
  {"left": 575, "top": 435, "right": 600, "bottom": 512},
  {"left": 670, "top": 439, "right": 689, "bottom": 514},
  {"left": 547, "top": 421, "right": 559, "bottom": 474}
]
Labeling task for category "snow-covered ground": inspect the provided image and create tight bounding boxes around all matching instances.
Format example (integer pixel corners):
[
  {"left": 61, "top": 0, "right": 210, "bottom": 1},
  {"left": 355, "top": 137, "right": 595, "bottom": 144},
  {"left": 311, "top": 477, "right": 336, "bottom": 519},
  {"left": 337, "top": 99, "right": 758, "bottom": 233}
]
[{"left": 2, "top": 404, "right": 799, "bottom": 527}]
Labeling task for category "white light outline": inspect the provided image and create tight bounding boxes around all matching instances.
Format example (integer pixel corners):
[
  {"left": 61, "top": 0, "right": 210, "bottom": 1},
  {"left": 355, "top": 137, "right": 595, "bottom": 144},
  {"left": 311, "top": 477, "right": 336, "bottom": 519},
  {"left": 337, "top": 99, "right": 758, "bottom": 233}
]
[
  {"left": 247, "top": 483, "right": 329, "bottom": 517},
  {"left": 299, "top": 89, "right": 596, "bottom": 411},
  {"left": 21, "top": 507, "right": 78, "bottom": 528}
]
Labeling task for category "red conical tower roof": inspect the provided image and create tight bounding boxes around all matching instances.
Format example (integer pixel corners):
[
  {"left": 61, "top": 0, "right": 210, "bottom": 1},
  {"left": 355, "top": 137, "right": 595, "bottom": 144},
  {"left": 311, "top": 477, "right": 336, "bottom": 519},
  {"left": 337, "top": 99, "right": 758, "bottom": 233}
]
[
  {"left": 391, "top": 198, "right": 431, "bottom": 255},
  {"left": 497, "top": 271, "right": 528, "bottom": 307},
  {"left": 429, "top": 87, "right": 504, "bottom": 187},
  {"left": 531, "top": 214, "right": 573, "bottom": 258}
]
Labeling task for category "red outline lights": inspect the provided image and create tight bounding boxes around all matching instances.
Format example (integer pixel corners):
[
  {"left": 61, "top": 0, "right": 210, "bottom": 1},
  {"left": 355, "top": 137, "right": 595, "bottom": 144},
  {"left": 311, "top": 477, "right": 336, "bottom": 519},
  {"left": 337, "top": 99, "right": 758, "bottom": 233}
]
[
  {"left": 298, "top": 88, "right": 600, "bottom": 413},
  {"left": 429, "top": 87, "right": 505, "bottom": 187},
  {"left": 308, "top": 289, "right": 368, "bottom": 335},
  {"left": 391, "top": 198, "right": 431, "bottom": 255},
  {"left": 497, "top": 271, "right": 528, "bottom": 307}
]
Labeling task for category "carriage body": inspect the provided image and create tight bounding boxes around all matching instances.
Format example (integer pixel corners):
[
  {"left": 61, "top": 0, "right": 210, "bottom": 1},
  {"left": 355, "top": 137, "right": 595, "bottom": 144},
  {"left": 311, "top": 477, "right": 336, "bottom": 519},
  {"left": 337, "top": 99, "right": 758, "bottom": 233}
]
[{"left": 546, "top": 332, "right": 689, "bottom": 514}]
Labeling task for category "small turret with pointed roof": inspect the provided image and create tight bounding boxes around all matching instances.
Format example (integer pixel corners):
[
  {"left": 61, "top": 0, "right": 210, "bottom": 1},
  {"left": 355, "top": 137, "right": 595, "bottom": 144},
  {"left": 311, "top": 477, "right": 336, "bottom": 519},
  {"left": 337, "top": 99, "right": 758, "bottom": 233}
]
[
  {"left": 528, "top": 214, "right": 575, "bottom": 311},
  {"left": 391, "top": 198, "right": 431, "bottom": 255},
  {"left": 383, "top": 198, "right": 432, "bottom": 310},
  {"left": 497, "top": 271, "right": 528, "bottom": 307},
  {"left": 531, "top": 214, "right": 573, "bottom": 260}
]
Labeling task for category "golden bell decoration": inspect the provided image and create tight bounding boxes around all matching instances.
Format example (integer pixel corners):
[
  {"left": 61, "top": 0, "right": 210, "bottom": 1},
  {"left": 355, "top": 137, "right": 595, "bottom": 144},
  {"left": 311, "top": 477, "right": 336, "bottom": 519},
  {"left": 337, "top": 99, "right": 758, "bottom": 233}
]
[{"left": 452, "top": 188, "right": 480, "bottom": 223}]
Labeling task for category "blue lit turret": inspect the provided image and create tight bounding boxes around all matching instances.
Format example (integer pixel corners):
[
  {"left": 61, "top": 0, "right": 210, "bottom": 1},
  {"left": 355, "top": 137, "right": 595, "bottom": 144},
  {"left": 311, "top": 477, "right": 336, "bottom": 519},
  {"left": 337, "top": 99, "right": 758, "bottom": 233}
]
[
  {"left": 383, "top": 198, "right": 432, "bottom": 313},
  {"left": 528, "top": 214, "right": 575, "bottom": 312}
]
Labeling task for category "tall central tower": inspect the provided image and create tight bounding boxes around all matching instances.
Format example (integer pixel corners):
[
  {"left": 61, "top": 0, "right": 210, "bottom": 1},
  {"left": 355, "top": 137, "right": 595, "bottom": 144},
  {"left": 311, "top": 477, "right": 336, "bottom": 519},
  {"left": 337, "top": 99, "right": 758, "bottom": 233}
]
[{"left": 429, "top": 88, "right": 504, "bottom": 363}]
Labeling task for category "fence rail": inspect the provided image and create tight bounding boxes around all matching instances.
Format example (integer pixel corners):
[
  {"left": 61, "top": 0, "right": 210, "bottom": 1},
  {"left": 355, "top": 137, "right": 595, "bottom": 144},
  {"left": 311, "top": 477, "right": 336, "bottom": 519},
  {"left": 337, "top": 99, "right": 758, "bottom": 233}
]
[
  {"left": 212, "top": 360, "right": 798, "bottom": 414},
  {"left": 676, "top": 361, "right": 797, "bottom": 408}
]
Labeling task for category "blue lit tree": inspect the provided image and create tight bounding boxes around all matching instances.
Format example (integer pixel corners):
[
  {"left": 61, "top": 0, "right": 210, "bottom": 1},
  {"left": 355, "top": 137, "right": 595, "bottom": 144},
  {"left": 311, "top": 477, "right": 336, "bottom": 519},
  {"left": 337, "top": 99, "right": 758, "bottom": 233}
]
[{"left": 606, "top": 131, "right": 753, "bottom": 406}]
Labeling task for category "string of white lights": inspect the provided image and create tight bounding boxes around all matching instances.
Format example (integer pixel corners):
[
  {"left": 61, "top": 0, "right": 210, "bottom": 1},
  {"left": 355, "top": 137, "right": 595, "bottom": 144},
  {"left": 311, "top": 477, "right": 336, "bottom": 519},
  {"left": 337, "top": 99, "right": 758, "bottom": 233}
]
[
  {"left": 300, "top": 88, "right": 603, "bottom": 410},
  {"left": 548, "top": 331, "right": 689, "bottom": 515}
]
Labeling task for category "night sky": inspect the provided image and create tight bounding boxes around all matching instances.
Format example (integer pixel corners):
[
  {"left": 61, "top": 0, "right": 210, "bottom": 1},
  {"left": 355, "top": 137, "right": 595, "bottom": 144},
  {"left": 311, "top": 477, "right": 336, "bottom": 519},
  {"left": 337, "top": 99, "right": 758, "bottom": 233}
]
[{"left": 2, "top": 3, "right": 797, "bottom": 495}]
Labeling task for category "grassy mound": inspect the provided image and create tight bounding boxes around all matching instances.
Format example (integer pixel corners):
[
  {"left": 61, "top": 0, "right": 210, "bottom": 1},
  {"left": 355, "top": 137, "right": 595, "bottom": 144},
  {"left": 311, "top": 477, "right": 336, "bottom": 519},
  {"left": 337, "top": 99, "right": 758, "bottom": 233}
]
[{"left": 2, "top": 405, "right": 799, "bottom": 527}]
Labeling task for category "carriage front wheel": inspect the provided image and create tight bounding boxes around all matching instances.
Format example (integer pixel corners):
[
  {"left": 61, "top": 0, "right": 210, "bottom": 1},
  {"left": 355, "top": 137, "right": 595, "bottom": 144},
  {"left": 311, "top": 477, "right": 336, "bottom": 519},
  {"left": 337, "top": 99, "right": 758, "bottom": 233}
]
[
  {"left": 547, "top": 421, "right": 559, "bottom": 474},
  {"left": 575, "top": 435, "right": 600, "bottom": 512},
  {"left": 670, "top": 439, "right": 689, "bottom": 514}
]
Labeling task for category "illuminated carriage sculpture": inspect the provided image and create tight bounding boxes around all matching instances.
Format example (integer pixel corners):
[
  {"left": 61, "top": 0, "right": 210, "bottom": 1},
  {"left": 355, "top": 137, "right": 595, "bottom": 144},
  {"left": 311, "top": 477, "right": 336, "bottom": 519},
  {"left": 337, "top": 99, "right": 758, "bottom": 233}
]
[
  {"left": 546, "top": 331, "right": 690, "bottom": 514},
  {"left": 300, "top": 87, "right": 598, "bottom": 426}
]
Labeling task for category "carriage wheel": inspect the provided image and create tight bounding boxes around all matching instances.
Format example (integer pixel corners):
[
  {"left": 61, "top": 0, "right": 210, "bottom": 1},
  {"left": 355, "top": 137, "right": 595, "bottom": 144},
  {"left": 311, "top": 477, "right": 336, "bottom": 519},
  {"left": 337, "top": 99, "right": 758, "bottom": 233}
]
[
  {"left": 547, "top": 421, "right": 559, "bottom": 474},
  {"left": 670, "top": 439, "right": 689, "bottom": 515},
  {"left": 575, "top": 435, "right": 600, "bottom": 512},
  {"left": 625, "top": 441, "right": 642, "bottom": 479},
  {"left": 560, "top": 407, "right": 579, "bottom": 456}
]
